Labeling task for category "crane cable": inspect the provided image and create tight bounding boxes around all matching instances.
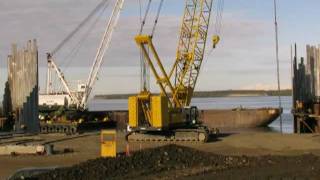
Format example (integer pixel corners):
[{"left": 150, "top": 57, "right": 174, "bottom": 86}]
[
  {"left": 138, "top": 0, "right": 165, "bottom": 91},
  {"left": 61, "top": 1, "right": 110, "bottom": 71},
  {"left": 139, "top": 0, "right": 152, "bottom": 34},
  {"left": 214, "top": 0, "right": 224, "bottom": 36},
  {"left": 273, "top": 0, "right": 283, "bottom": 133},
  {"left": 138, "top": 0, "right": 164, "bottom": 36},
  {"left": 151, "top": 0, "right": 164, "bottom": 37},
  {"left": 50, "top": 0, "right": 109, "bottom": 93},
  {"left": 51, "top": 0, "right": 109, "bottom": 56},
  {"left": 139, "top": 0, "right": 151, "bottom": 91},
  {"left": 205, "top": 0, "right": 224, "bottom": 58}
]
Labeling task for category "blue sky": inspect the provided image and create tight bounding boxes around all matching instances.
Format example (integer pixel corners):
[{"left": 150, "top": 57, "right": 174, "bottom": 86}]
[
  {"left": 0, "top": 0, "right": 319, "bottom": 97},
  {"left": 225, "top": 0, "right": 320, "bottom": 46}
]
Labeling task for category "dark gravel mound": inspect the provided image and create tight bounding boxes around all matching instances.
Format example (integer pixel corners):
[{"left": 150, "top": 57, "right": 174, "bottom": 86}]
[
  {"left": 31, "top": 144, "right": 320, "bottom": 180},
  {"left": 191, "top": 154, "right": 320, "bottom": 180},
  {"left": 32, "top": 144, "right": 244, "bottom": 180}
]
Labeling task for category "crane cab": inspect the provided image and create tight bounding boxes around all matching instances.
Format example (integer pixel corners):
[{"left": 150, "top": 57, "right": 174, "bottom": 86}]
[{"left": 77, "top": 83, "right": 86, "bottom": 93}]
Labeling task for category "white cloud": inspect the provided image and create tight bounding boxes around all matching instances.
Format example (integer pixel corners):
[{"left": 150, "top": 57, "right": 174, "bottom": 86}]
[{"left": 0, "top": 0, "right": 292, "bottom": 96}]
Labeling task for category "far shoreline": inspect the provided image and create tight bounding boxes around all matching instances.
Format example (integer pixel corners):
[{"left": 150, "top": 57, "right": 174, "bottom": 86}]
[{"left": 94, "top": 89, "right": 292, "bottom": 100}]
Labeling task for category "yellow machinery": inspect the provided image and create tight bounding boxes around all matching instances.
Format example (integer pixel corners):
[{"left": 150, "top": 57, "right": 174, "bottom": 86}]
[
  {"left": 212, "top": 35, "right": 220, "bottom": 48},
  {"left": 127, "top": 0, "right": 218, "bottom": 142},
  {"left": 101, "top": 130, "right": 116, "bottom": 157}
]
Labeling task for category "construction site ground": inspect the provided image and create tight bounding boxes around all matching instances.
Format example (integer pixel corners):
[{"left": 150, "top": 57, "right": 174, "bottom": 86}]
[{"left": 1, "top": 130, "right": 320, "bottom": 179}]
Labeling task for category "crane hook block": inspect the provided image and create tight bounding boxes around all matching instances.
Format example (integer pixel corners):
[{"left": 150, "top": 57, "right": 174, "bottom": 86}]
[{"left": 212, "top": 35, "right": 220, "bottom": 48}]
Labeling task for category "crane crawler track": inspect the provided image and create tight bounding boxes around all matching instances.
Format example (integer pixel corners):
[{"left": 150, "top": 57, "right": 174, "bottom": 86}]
[
  {"left": 126, "top": 127, "right": 210, "bottom": 143},
  {"left": 40, "top": 124, "right": 78, "bottom": 134}
]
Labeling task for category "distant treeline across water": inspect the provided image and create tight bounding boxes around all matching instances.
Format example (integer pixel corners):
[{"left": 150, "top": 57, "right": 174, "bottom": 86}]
[{"left": 95, "top": 89, "right": 292, "bottom": 99}]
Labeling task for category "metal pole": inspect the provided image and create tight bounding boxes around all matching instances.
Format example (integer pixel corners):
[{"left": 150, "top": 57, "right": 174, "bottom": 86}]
[
  {"left": 274, "top": 0, "right": 283, "bottom": 133},
  {"left": 291, "top": 45, "right": 294, "bottom": 109}
]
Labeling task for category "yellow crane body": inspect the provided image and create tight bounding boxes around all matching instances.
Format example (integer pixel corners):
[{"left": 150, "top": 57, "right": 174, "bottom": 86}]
[
  {"left": 129, "top": 95, "right": 170, "bottom": 129},
  {"left": 127, "top": 0, "right": 214, "bottom": 142}
]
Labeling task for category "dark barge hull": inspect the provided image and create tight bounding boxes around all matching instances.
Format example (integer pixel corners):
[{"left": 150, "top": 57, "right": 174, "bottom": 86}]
[
  {"left": 199, "top": 108, "right": 280, "bottom": 129},
  {"left": 112, "top": 108, "right": 281, "bottom": 130}
]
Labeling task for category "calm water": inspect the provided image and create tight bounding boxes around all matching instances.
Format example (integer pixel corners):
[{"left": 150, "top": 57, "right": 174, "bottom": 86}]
[{"left": 88, "top": 96, "right": 293, "bottom": 134}]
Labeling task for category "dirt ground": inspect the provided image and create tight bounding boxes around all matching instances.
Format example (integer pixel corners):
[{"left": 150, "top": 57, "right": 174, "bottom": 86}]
[
  {"left": 1, "top": 131, "right": 320, "bottom": 179},
  {"left": 33, "top": 145, "right": 320, "bottom": 180}
]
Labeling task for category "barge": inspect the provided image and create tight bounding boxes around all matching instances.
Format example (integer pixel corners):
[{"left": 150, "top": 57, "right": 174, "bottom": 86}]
[{"left": 112, "top": 108, "right": 281, "bottom": 130}]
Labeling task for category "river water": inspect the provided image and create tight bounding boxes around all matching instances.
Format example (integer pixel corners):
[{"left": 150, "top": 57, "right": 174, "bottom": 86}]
[{"left": 88, "top": 96, "right": 293, "bottom": 134}]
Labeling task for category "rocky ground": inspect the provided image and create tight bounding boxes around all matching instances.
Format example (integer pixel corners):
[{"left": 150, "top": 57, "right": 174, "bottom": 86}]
[
  {"left": 3, "top": 131, "right": 320, "bottom": 179},
  {"left": 26, "top": 145, "right": 320, "bottom": 180}
]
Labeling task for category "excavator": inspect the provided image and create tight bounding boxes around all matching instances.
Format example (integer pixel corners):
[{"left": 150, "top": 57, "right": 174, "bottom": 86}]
[
  {"left": 39, "top": 0, "right": 125, "bottom": 133},
  {"left": 127, "top": 0, "right": 221, "bottom": 142}
]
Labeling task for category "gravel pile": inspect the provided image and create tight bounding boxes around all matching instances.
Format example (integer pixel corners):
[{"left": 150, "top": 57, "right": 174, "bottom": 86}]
[{"left": 28, "top": 144, "right": 320, "bottom": 180}]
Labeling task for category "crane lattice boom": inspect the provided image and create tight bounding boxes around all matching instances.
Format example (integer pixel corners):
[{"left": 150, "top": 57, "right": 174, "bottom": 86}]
[
  {"left": 47, "top": 55, "right": 80, "bottom": 105},
  {"left": 172, "top": 0, "right": 213, "bottom": 107},
  {"left": 81, "top": 0, "right": 124, "bottom": 108},
  {"left": 135, "top": 0, "right": 213, "bottom": 108},
  {"left": 44, "top": 0, "right": 124, "bottom": 109},
  {"left": 128, "top": 0, "right": 216, "bottom": 142}
]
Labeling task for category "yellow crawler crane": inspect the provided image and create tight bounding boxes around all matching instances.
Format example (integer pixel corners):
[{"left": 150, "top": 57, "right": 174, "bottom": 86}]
[{"left": 128, "top": 0, "right": 215, "bottom": 142}]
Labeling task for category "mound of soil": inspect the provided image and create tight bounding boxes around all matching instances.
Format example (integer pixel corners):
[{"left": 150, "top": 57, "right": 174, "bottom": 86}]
[
  {"left": 32, "top": 144, "right": 248, "bottom": 180},
  {"left": 193, "top": 154, "right": 320, "bottom": 180},
  {"left": 31, "top": 144, "right": 320, "bottom": 180}
]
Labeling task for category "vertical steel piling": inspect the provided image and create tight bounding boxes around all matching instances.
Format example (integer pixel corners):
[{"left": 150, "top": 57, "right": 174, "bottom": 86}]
[
  {"left": 3, "top": 40, "right": 39, "bottom": 133},
  {"left": 293, "top": 44, "right": 320, "bottom": 133}
]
